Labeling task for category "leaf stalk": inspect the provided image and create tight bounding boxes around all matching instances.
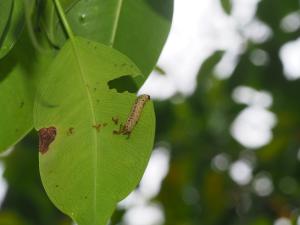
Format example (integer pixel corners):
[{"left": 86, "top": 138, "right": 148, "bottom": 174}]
[{"left": 52, "top": 0, "right": 75, "bottom": 41}]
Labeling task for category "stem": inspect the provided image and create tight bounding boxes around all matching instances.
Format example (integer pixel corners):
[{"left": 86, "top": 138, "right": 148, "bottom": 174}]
[
  {"left": 53, "top": 0, "right": 75, "bottom": 41},
  {"left": 24, "top": 0, "right": 49, "bottom": 53}
]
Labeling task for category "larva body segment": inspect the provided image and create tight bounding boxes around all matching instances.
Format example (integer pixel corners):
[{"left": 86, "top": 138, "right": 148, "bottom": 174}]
[{"left": 114, "top": 94, "right": 150, "bottom": 138}]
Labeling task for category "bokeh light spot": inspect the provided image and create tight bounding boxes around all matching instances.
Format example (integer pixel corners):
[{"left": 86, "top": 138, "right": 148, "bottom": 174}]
[
  {"left": 229, "top": 160, "right": 253, "bottom": 185},
  {"left": 274, "top": 218, "right": 292, "bottom": 225}
]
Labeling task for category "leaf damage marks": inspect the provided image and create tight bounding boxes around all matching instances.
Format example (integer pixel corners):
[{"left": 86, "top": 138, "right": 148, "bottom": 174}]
[
  {"left": 92, "top": 123, "right": 107, "bottom": 132},
  {"left": 112, "top": 116, "right": 119, "bottom": 125},
  {"left": 67, "top": 127, "right": 75, "bottom": 136},
  {"left": 92, "top": 124, "right": 101, "bottom": 132},
  {"left": 38, "top": 127, "right": 57, "bottom": 154}
]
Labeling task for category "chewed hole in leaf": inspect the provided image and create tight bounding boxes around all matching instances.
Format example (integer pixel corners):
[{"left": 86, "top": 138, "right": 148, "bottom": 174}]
[{"left": 107, "top": 75, "right": 139, "bottom": 93}]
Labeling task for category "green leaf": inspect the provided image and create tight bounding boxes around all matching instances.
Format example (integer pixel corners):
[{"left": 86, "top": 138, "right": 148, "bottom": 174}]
[
  {"left": 43, "top": 0, "right": 173, "bottom": 78},
  {"left": 0, "top": 61, "right": 33, "bottom": 151},
  {"left": 0, "top": 0, "right": 24, "bottom": 59},
  {"left": 0, "top": 32, "right": 52, "bottom": 152},
  {"left": 34, "top": 37, "right": 155, "bottom": 225},
  {"left": 220, "top": 0, "right": 232, "bottom": 14},
  {"left": 0, "top": 0, "right": 13, "bottom": 38}
]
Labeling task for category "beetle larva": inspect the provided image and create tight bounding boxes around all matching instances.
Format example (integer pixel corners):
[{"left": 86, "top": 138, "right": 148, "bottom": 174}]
[{"left": 114, "top": 94, "right": 150, "bottom": 138}]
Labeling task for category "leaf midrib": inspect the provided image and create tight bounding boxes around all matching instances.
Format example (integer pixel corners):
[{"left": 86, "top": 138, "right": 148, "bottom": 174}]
[{"left": 70, "top": 39, "right": 98, "bottom": 224}]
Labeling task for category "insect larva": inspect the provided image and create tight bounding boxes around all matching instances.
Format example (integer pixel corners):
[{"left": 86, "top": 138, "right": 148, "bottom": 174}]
[{"left": 114, "top": 94, "right": 150, "bottom": 138}]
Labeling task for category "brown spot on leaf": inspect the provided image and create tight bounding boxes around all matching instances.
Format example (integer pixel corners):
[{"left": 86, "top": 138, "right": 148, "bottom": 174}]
[
  {"left": 38, "top": 127, "right": 57, "bottom": 154},
  {"left": 112, "top": 117, "right": 119, "bottom": 125},
  {"left": 67, "top": 127, "right": 74, "bottom": 136},
  {"left": 92, "top": 124, "right": 101, "bottom": 132},
  {"left": 103, "top": 123, "right": 107, "bottom": 127}
]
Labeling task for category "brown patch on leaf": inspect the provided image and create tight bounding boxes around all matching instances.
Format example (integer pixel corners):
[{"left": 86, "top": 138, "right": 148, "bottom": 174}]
[
  {"left": 103, "top": 123, "right": 107, "bottom": 127},
  {"left": 67, "top": 127, "right": 74, "bottom": 136},
  {"left": 38, "top": 127, "right": 57, "bottom": 154},
  {"left": 112, "top": 116, "right": 119, "bottom": 125},
  {"left": 92, "top": 124, "right": 102, "bottom": 132}
]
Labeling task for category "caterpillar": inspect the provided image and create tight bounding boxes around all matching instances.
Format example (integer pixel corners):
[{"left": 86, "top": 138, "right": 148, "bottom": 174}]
[{"left": 114, "top": 94, "right": 150, "bottom": 138}]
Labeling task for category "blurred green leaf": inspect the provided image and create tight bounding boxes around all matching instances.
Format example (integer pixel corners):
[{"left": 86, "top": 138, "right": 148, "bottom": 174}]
[
  {"left": 0, "top": 0, "right": 24, "bottom": 59},
  {"left": 42, "top": 0, "right": 173, "bottom": 78},
  {"left": 0, "top": 211, "right": 31, "bottom": 225}
]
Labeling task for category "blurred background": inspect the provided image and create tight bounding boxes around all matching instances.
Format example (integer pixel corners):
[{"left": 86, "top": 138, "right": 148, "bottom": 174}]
[{"left": 1, "top": 0, "right": 300, "bottom": 224}]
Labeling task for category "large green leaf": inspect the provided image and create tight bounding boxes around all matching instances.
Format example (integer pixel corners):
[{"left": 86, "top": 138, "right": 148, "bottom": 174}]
[
  {"left": 0, "top": 32, "right": 51, "bottom": 152},
  {"left": 0, "top": 0, "right": 24, "bottom": 59},
  {"left": 34, "top": 37, "right": 155, "bottom": 225},
  {"left": 0, "top": 0, "right": 13, "bottom": 38},
  {"left": 42, "top": 0, "right": 173, "bottom": 78}
]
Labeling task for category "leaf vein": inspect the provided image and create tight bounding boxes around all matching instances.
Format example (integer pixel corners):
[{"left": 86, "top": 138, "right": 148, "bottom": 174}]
[
  {"left": 109, "top": 0, "right": 124, "bottom": 47},
  {"left": 70, "top": 40, "right": 98, "bottom": 225}
]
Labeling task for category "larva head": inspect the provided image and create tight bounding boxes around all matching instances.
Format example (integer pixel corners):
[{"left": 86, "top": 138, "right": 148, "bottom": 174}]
[{"left": 138, "top": 94, "right": 150, "bottom": 101}]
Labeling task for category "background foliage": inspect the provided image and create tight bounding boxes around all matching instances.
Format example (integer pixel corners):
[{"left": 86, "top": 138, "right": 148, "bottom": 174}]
[{"left": 1, "top": 0, "right": 300, "bottom": 225}]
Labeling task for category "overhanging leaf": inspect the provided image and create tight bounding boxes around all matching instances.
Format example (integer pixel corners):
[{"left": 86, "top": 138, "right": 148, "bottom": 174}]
[
  {"left": 0, "top": 0, "right": 24, "bottom": 59},
  {"left": 42, "top": 0, "right": 173, "bottom": 77},
  {"left": 34, "top": 37, "right": 155, "bottom": 225}
]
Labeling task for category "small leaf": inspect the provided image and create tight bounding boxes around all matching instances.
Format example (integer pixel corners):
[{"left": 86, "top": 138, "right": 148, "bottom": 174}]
[
  {"left": 220, "top": 0, "right": 232, "bottom": 14},
  {"left": 34, "top": 37, "right": 155, "bottom": 225},
  {"left": 0, "top": 0, "right": 24, "bottom": 59}
]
